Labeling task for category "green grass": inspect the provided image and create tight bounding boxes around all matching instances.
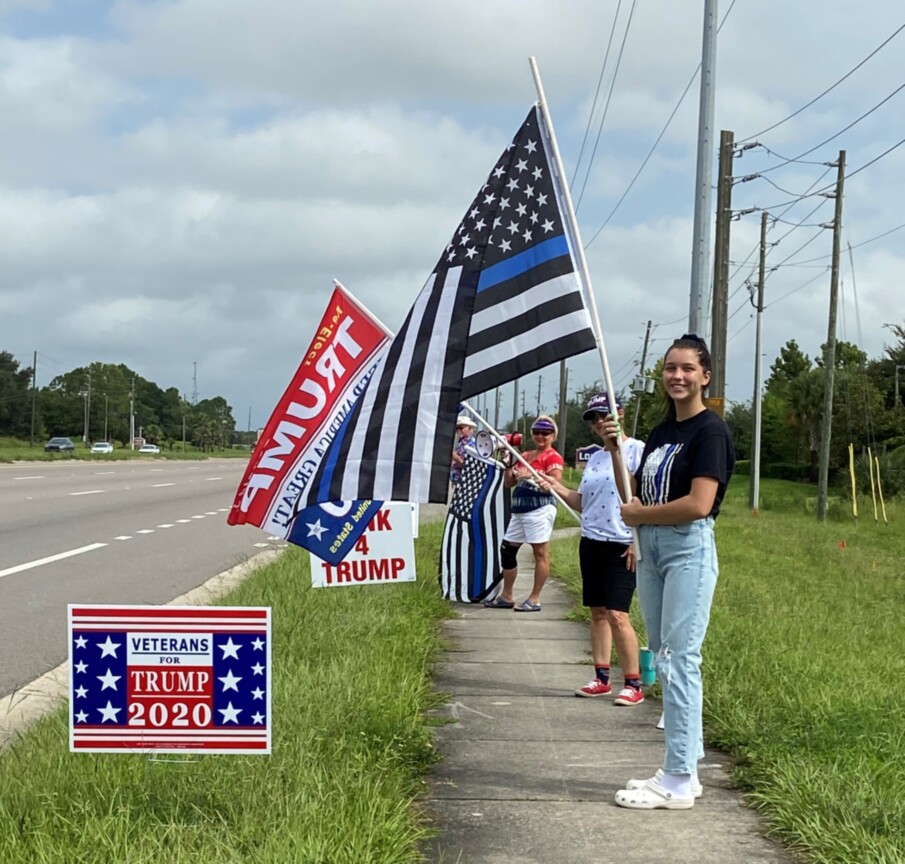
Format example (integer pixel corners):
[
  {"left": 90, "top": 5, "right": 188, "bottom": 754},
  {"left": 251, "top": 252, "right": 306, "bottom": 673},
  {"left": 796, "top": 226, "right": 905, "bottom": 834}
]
[
  {"left": 553, "top": 478, "right": 905, "bottom": 864},
  {"left": 0, "top": 524, "right": 452, "bottom": 863}
]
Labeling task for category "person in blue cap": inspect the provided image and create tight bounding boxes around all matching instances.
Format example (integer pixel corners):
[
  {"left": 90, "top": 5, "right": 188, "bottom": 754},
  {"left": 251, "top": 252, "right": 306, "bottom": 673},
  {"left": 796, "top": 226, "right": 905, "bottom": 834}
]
[{"left": 541, "top": 391, "right": 646, "bottom": 706}]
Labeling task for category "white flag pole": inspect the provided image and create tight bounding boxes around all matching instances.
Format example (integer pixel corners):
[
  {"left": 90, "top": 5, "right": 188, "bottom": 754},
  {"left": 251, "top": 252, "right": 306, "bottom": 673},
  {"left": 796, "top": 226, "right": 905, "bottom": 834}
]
[
  {"left": 461, "top": 401, "right": 581, "bottom": 522},
  {"left": 529, "top": 56, "right": 641, "bottom": 557}
]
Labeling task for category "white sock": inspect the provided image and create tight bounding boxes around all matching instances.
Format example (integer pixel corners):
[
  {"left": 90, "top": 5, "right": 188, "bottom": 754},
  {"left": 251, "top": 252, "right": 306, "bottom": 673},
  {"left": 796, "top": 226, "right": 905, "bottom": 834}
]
[{"left": 657, "top": 772, "right": 692, "bottom": 797}]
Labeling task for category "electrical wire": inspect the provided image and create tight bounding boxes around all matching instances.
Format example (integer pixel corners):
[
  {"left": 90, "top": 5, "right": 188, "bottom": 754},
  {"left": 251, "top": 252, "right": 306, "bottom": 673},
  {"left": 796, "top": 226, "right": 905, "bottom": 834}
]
[
  {"left": 570, "top": 1, "right": 623, "bottom": 191},
  {"left": 739, "top": 23, "right": 905, "bottom": 142},
  {"left": 583, "top": 0, "right": 738, "bottom": 247},
  {"left": 575, "top": 0, "right": 638, "bottom": 212}
]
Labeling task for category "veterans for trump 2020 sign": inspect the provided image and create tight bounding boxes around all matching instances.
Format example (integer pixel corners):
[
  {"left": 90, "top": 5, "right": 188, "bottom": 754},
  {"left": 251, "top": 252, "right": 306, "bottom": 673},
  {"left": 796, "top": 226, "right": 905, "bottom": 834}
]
[
  {"left": 309, "top": 502, "right": 415, "bottom": 588},
  {"left": 68, "top": 605, "right": 271, "bottom": 754}
]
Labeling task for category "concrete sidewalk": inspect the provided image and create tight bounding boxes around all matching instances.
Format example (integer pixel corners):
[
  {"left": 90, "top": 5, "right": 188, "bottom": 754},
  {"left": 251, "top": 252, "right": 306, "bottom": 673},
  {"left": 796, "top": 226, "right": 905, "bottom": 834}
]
[{"left": 425, "top": 547, "right": 795, "bottom": 864}]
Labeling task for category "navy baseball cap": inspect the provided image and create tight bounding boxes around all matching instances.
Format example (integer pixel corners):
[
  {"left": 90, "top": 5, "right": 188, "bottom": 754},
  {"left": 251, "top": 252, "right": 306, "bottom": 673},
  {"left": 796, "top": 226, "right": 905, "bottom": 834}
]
[{"left": 582, "top": 391, "right": 622, "bottom": 421}]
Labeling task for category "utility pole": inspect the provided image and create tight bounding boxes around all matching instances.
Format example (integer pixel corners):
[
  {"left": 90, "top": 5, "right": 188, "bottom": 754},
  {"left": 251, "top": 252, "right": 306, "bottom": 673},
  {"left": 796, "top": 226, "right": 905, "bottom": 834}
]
[
  {"left": 494, "top": 387, "right": 501, "bottom": 429},
  {"left": 557, "top": 361, "right": 568, "bottom": 457},
  {"left": 817, "top": 151, "right": 846, "bottom": 522},
  {"left": 511, "top": 379, "right": 518, "bottom": 431},
  {"left": 535, "top": 375, "right": 542, "bottom": 416},
  {"left": 631, "top": 320, "right": 652, "bottom": 437},
  {"left": 192, "top": 361, "right": 198, "bottom": 405},
  {"left": 707, "top": 129, "right": 734, "bottom": 417},
  {"left": 29, "top": 350, "right": 37, "bottom": 448},
  {"left": 86, "top": 368, "right": 91, "bottom": 444},
  {"left": 129, "top": 378, "right": 136, "bottom": 449},
  {"left": 688, "top": 0, "right": 719, "bottom": 335},
  {"left": 749, "top": 212, "right": 768, "bottom": 513}
]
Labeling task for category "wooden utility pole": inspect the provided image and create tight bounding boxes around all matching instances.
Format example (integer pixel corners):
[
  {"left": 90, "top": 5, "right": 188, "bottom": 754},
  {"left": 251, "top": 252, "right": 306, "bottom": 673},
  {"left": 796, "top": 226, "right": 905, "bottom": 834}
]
[
  {"left": 707, "top": 129, "right": 734, "bottom": 418},
  {"left": 631, "top": 320, "right": 652, "bottom": 437},
  {"left": 29, "top": 350, "right": 37, "bottom": 448},
  {"left": 817, "top": 151, "right": 846, "bottom": 521},
  {"left": 556, "top": 362, "right": 569, "bottom": 458},
  {"left": 749, "top": 212, "right": 767, "bottom": 513}
]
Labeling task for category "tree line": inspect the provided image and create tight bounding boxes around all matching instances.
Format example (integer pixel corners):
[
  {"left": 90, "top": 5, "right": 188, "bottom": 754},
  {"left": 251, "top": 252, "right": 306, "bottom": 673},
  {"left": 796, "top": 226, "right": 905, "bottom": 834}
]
[
  {"left": 517, "top": 325, "right": 905, "bottom": 494},
  {"left": 0, "top": 354, "right": 250, "bottom": 450}
]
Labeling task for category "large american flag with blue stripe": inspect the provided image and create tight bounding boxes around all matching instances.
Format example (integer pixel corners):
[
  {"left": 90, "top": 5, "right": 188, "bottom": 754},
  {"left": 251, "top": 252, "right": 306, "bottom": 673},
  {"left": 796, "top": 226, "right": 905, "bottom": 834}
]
[{"left": 295, "top": 105, "right": 597, "bottom": 507}]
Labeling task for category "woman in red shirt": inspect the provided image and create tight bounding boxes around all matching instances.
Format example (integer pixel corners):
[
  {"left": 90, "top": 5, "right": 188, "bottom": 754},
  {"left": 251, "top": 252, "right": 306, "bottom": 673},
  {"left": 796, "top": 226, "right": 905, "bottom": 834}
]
[{"left": 484, "top": 416, "right": 563, "bottom": 612}]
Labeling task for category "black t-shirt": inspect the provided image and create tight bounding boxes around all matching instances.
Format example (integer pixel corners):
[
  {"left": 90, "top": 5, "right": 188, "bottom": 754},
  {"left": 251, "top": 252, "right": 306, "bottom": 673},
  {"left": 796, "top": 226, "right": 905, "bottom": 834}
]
[{"left": 634, "top": 409, "right": 735, "bottom": 518}]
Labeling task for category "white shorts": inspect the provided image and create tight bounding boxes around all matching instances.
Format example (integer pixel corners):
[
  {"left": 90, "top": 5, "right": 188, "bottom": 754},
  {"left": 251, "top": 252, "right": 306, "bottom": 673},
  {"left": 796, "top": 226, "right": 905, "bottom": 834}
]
[{"left": 504, "top": 504, "right": 557, "bottom": 544}]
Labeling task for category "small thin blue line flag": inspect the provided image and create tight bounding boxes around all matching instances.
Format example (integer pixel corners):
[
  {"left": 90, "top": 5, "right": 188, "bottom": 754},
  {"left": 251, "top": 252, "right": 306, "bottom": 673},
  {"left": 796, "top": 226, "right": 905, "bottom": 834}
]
[
  {"left": 440, "top": 449, "right": 509, "bottom": 603},
  {"left": 295, "top": 105, "right": 597, "bottom": 508}
]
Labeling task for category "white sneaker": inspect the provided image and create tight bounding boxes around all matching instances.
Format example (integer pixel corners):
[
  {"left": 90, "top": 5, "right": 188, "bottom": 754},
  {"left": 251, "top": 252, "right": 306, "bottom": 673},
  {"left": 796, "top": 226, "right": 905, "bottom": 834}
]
[{"left": 625, "top": 768, "right": 703, "bottom": 798}]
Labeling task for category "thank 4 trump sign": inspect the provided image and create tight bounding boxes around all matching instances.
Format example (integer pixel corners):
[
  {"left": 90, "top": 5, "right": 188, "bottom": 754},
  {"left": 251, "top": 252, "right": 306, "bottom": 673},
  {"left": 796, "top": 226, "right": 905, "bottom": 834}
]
[
  {"left": 68, "top": 605, "right": 271, "bottom": 754},
  {"left": 309, "top": 502, "right": 415, "bottom": 588}
]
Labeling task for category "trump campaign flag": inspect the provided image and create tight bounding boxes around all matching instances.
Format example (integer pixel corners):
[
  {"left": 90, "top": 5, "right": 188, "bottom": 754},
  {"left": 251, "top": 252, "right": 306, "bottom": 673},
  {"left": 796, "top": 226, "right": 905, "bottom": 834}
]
[
  {"left": 227, "top": 283, "right": 387, "bottom": 562},
  {"left": 440, "top": 449, "right": 509, "bottom": 603},
  {"left": 294, "top": 105, "right": 597, "bottom": 510}
]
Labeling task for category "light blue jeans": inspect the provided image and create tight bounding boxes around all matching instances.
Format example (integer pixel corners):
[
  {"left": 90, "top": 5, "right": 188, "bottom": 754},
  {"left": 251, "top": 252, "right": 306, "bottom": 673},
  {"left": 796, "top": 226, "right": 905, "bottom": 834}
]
[{"left": 636, "top": 518, "right": 718, "bottom": 776}]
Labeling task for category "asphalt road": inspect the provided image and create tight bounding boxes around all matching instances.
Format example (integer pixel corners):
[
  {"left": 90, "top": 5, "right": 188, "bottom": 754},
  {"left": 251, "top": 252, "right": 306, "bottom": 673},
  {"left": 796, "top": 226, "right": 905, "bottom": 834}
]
[{"left": 0, "top": 457, "right": 281, "bottom": 699}]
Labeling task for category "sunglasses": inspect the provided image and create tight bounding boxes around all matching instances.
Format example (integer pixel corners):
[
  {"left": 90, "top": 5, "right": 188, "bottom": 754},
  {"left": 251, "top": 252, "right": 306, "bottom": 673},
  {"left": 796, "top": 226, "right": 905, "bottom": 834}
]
[{"left": 531, "top": 429, "right": 553, "bottom": 437}]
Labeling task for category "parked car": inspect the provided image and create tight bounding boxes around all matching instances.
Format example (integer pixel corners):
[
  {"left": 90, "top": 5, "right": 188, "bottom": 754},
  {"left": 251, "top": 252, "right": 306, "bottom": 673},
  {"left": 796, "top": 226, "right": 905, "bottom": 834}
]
[
  {"left": 90, "top": 442, "right": 114, "bottom": 454},
  {"left": 44, "top": 437, "right": 75, "bottom": 452},
  {"left": 138, "top": 444, "right": 161, "bottom": 454}
]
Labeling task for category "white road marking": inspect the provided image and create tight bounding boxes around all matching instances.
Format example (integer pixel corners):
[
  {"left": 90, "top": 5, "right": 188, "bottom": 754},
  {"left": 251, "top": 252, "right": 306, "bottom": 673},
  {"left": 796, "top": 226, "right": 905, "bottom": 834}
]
[
  {"left": 205, "top": 511, "right": 218, "bottom": 516},
  {"left": 70, "top": 490, "right": 104, "bottom": 496},
  {"left": 0, "top": 543, "right": 108, "bottom": 580},
  {"left": 218, "top": 508, "right": 229, "bottom": 512},
  {"left": 114, "top": 536, "right": 132, "bottom": 540},
  {"left": 136, "top": 529, "right": 155, "bottom": 535},
  {"left": 157, "top": 524, "right": 175, "bottom": 529},
  {"left": 152, "top": 483, "right": 174, "bottom": 488},
  {"left": 176, "top": 519, "right": 192, "bottom": 524},
  {"left": 94, "top": 471, "right": 115, "bottom": 475},
  {"left": 191, "top": 515, "right": 205, "bottom": 519},
  {"left": 205, "top": 477, "right": 222, "bottom": 481},
  {"left": 253, "top": 543, "right": 270, "bottom": 548},
  {"left": 13, "top": 476, "right": 45, "bottom": 480}
]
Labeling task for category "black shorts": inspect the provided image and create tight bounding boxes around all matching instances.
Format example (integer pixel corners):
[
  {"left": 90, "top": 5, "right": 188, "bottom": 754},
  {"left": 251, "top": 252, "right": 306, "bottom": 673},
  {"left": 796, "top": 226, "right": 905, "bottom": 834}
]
[{"left": 578, "top": 536, "right": 636, "bottom": 612}]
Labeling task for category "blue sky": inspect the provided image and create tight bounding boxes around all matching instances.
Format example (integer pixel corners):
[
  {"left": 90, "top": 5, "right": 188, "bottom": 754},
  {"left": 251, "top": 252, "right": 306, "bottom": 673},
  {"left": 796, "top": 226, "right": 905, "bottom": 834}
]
[{"left": 2, "top": 0, "right": 904, "bottom": 430}]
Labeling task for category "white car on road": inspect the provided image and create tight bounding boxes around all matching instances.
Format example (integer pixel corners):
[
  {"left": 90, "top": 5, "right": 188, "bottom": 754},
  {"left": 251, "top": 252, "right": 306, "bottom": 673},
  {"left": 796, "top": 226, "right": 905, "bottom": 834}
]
[
  {"left": 90, "top": 442, "right": 114, "bottom": 454},
  {"left": 138, "top": 444, "right": 161, "bottom": 454}
]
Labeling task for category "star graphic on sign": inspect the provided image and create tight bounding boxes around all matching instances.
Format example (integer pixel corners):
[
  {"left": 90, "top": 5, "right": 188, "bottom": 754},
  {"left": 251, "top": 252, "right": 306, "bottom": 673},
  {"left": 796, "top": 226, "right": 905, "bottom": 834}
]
[
  {"left": 306, "top": 519, "right": 328, "bottom": 540},
  {"left": 97, "top": 669, "right": 121, "bottom": 691},
  {"left": 74, "top": 661, "right": 87, "bottom": 674},
  {"left": 219, "top": 670, "right": 243, "bottom": 692},
  {"left": 251, "top": 712, "right": 265, "bottom": 725},
  {"left": 74, "top": 635, "right": 87, "bottom": 649},
  {"left": 74, "top": 711, "right": 88, "bottom": 724},
  {"left": 218, "top": 702, "right": 242, "bottom": 724},
  {"left": 251, "top": 687, "right": 265, "bottom": 700},
  {"left": 251, "top": 638, "right": 265, "bottom": 651},
  {"left": 251, "top": 663, "right": 265, "bottom": 675},
  {"left": 75, "top": 686, "right": 88, "bottom": 699},
  {"left": 98, "top": 701, "right": 121, "bottom": 723},
  {"left": 97, "top": 636, "right": 121, "bottom": 658},
  {"left": 220, "top": 637, "right": 241, "bottom": 660}
]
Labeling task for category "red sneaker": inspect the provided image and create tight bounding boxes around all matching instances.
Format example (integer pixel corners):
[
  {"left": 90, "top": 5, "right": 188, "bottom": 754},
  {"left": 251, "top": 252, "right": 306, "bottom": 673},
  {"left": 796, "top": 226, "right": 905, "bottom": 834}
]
[
  {"left": 614, "top": 686, "right": 645, "bottom": 706},
  {"left": 575, "top": 678, "right": 612, "bottom": 697}
]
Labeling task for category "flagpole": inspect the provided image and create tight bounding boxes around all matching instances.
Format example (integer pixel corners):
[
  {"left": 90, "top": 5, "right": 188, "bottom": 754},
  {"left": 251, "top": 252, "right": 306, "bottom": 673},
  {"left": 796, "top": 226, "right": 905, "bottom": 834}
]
[
  {"left": 461, "top": 401, "right": 581, "bottom": 522},
  {"left": 334, "top": 278, "right": 393, "bottom": 338},
  {"left": 529, "top": 57, "right": 640, "bottom": 556}
]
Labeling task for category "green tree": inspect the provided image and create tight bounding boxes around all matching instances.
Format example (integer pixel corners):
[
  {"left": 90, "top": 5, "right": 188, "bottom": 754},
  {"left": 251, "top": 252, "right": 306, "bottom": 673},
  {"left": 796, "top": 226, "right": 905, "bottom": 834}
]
[
  {"left": 0, "top": 352, "right": 34, "bottom": 438},
  {"left": 766, "top": 339, "right": 811, "bottom": 396}
]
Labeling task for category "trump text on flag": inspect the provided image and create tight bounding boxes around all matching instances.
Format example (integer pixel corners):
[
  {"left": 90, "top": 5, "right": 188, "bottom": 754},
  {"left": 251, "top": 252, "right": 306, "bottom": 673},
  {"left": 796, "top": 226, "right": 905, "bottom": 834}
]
[
  {"left": 309, "top": 502, "right": 415, "bottom": 588},
  {"left": 68, "top": 606, "right": 271, "bottom": 754}
]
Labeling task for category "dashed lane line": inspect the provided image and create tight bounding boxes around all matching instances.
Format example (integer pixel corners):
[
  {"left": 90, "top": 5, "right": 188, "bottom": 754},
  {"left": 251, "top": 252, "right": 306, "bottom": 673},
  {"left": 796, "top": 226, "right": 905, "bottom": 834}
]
[
  {"left": 69, "top": 490, "right": 104, "bottom": 496},
  {"left": 152, "top": 483, "right": 175, "bottom": 488},
  {"left": 0, "top": 543, "right": 108, "bottom": 580}
]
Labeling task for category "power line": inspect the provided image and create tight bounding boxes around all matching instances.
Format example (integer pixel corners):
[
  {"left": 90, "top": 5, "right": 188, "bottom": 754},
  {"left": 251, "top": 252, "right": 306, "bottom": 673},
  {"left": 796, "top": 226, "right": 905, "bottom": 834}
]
[
  {"left": 571, "top": 1, "right": 623, "bottom": 191},
  {"left": 739, "top": 23, "right": 905, "bottom": 142},
  {"left": 583, "top": 0, "right": 738, "bottom": 247},
  {"left": 574, "top": 0, "right": 637, "bottom": 212}
]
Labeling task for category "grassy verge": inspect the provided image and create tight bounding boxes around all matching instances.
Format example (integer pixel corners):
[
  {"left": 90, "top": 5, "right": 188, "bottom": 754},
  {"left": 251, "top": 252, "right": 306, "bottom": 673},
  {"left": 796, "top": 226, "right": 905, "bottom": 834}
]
[
  {"left": 0, "top": 523, "right": 452, "bottom": 863},
  {"left": 0, "top": 437, "right": 250, "bottom": 463},
  {"left": 552, "top": 478, "right": 905, "bottom": 864}
]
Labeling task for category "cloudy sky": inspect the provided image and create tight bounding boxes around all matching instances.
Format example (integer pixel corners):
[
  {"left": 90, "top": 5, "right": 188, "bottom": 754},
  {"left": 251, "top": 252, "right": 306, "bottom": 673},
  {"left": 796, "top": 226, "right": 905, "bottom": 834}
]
[{"left": 3, "top": 0, "right": 904, "bottom": 430}]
